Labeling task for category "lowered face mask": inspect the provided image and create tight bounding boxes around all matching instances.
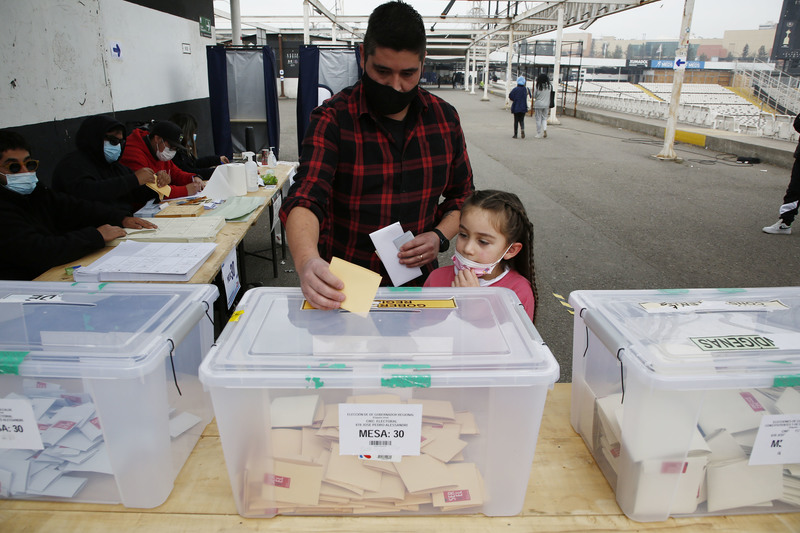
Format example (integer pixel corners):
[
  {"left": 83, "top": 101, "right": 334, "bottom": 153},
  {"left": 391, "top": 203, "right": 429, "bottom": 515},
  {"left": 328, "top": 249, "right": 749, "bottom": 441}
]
[
  {"left": 2, "top": 171, "right": 38, "bottom": 195},
  {"left": 452, "top": 245, "right": 512, "bottom": 277}
]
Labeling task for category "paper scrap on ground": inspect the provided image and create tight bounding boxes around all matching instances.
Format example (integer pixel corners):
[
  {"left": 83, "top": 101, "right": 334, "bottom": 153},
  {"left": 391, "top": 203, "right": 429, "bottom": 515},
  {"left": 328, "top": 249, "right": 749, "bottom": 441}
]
[{"left": 328, "top": 257, "right": 381, "bottom": 317}]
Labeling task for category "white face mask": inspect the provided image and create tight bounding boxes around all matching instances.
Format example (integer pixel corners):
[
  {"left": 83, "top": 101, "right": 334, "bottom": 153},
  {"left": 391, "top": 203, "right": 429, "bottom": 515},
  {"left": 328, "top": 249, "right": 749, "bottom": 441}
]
[
  {"left": 452, "top": 244, "right": 512, "bottom": 277},
  {"left": 156, "top": 139, "right": 176, "bottom": 162}
]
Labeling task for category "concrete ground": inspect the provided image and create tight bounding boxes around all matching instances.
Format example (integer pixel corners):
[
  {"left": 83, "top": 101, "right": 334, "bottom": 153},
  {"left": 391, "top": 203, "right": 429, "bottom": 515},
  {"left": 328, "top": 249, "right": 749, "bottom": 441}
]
[{"left": 241, "top": 87, "right": 800, "bottom": 383}]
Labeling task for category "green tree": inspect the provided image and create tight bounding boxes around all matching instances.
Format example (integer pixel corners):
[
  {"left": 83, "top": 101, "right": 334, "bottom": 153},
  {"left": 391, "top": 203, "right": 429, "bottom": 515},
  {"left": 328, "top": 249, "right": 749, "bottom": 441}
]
[
  {"left": 699, "top": 53, "right": 709, "bottom": 61},
  {"left": 612, "top": 45, "right": 623, "bottom": 59},
  {"left": 741, "top": 43, "right": 750, "bottom": 59},
  {"left": 757, "top": 45, "right": 768, "bottom": 60}
]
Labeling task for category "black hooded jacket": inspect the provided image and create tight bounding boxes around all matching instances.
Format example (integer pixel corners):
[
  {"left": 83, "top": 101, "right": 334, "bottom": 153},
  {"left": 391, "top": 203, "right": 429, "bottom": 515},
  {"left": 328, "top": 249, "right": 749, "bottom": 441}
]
[{"left": 53, "top": 115, "right": 157, "bottom": 213}]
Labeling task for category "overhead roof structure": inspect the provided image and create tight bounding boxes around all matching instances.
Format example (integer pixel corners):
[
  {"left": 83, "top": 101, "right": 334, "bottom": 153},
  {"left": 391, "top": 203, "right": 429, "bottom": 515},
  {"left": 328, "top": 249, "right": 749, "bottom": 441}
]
[{"left": 215, "top": 0, "right": 662, "bottom": 61}]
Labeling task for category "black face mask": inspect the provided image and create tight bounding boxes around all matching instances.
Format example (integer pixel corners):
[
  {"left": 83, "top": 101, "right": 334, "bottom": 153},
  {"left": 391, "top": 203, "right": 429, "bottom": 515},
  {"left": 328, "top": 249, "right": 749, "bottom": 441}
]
[{"left": 361, "top": 72, "right": 418, "bottom": 116}]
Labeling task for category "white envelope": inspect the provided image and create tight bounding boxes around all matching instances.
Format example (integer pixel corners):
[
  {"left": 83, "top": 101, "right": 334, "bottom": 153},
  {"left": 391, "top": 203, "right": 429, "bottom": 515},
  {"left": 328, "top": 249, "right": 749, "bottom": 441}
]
[
  {"left": 706, "top": 458, "right": 783, "bottom": 512},
  {"left": 369, "top": 222, "right": 422, "bottom": 287}
]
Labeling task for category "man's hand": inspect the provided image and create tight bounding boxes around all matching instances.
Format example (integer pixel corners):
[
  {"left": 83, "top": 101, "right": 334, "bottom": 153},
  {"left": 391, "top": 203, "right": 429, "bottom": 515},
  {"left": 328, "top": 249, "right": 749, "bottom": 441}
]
[
  {"left": 397, "top": 231, "right": 440, "bottom": 268},
  {"left": 452, "top": 268, "right": 480, "bottom": 287},
  {"left": 156, "top": 170, "right": 171, "bottom": 188},
  {"left": 97, "top": 224, "right": 126, "bottom": 242},
  {"left": 121, "top": 217, "right": 157, "bottom": 230},
  {"left": 220, "top": 155, "right": 230, "bottom": 164},
  {"left": 296, "top": 256, "right": 345, "bottom": 311},
  {"left": 135, "top": 167, "right": 156, "bottom": 186}
]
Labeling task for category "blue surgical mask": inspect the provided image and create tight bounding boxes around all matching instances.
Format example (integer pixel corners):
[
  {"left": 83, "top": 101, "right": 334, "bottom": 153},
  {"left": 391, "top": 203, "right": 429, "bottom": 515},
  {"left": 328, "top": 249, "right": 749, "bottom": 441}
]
[
  {"left": 103, "top": 140, "right": 122, "bottom": 162},
  {"left": 3, "top": 171, "right": 38, "bottom": 195}
]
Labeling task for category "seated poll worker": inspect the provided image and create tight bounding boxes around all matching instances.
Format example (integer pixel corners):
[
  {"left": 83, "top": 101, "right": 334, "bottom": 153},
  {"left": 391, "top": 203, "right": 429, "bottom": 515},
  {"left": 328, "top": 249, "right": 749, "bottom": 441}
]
[
  {"left": 279, "top": 0, "right": 474, "bottom": 310},
  {"left": 120, "top": 120, "right": 205, "bottom": 199},
  {"left": 52, "top": 115, "right": 159, "bottom": 213},
  {"left": 0, "top": 131, "right": 156, "bottom": 280},
  {"left": 169, "top": 112, "right": 229, "bottom": 179}
]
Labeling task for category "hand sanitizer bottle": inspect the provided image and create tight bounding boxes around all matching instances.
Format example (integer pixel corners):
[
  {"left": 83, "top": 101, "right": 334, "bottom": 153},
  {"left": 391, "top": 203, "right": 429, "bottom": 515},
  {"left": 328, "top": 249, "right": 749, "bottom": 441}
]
[{"left": 243, "top": 151, "right": 259, "bottom": 192}]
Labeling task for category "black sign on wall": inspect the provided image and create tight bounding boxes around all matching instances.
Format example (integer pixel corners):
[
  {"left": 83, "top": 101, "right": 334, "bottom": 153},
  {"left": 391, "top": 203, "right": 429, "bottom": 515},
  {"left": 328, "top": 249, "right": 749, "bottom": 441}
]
[{"left": 773, "top": 0, "right": 800, "bottom": 60}]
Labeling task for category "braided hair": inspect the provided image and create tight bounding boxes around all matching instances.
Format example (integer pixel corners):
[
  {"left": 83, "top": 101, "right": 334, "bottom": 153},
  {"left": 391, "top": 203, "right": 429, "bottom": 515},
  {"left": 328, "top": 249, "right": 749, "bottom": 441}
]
[{"left": 462, "top": 190, "right": 538, "bottom": 322}]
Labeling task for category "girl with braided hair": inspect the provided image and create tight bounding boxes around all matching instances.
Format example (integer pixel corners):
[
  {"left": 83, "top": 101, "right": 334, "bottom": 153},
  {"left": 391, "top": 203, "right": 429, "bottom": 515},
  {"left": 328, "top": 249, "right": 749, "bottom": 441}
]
[{"left": 424, "top": 189, "right": 537, "bottom": 321}]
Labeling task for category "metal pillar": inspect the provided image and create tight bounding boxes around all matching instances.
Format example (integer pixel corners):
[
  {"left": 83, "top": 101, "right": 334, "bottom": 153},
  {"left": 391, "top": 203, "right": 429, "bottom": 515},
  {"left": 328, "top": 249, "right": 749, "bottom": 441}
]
[
  {"left": 465, "top": 50, "right": 470, "bottom": 92},
  {"left": 656, "top": 0, "right": 695, "bottom": 161},
  {"left": 470, "top": 46, "right": 476, "bottom": 94},
  {"left": 505, "top": 26, "right": 513, "bottom": 107},
  {"left": 548, "top": 7, "right": 563, "bottom": 125},
  {"left": 303, "top": 1, "right": 310, "bottom": 45},
  {"left": 481, "top": 36, "right": 490, "bottom": 101},
  {"left": 230, "top": 0, "right": 242, "bottom": 45}
]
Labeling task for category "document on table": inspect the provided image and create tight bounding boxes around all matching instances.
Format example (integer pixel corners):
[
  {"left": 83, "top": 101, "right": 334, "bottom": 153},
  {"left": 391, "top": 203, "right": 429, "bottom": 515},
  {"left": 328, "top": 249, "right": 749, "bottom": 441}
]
[
  {"left": 73, "top": 241, "right": 217, "bottom": 282},
  {"left": 107, "top": 216, "right": 226, "bottom": 246}
]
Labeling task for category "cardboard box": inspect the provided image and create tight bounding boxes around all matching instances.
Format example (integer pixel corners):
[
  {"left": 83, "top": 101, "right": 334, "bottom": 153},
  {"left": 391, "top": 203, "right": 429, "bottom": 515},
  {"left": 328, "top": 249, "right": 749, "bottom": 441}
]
[
  {"left": 0, "top": 282, "right": 218, "bottom": 508},
  {"left": 200, "top": 287, "right": 559, "bottom": 517},
  {"left": 569, "top": 288, "right": 800, "bottom": 521}
]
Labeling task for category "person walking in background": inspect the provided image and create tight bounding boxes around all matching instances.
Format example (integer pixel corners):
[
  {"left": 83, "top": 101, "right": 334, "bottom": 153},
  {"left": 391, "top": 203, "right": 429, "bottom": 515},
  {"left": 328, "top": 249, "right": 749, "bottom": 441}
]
[
  {"left": 533, "top": 73, "right": 552, "bottom": 139},
  {"left": 424, "top": 189, "right": 537, "bottom": 322},
  {"left": 763, "top": 113, "right": 800, "bottom": 235},
  {"left": 508, "top": 76, "right": 530, "bottom": 139}
]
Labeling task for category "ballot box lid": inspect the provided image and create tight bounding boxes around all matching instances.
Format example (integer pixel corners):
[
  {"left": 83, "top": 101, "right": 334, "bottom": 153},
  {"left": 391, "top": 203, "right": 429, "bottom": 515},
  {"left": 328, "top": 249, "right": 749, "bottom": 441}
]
[
  {"left": 0, "top": 281, "right": 218, "bottom": 378},
  {"left": 570, "top": 287, "right": 800, "bottom": 387},
  {"left": 200, "top": 287, "right": 559, "bottom": 389}
]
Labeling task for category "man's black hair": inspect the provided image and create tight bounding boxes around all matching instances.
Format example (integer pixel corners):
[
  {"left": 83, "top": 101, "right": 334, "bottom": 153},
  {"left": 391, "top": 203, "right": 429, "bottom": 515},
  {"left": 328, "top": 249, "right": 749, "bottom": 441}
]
[
  {"left": 0, "top": 131, "right": 31, "bottom": 155},
  {"left": 363, "top": 1, "right": 426, "bottom": 61}
]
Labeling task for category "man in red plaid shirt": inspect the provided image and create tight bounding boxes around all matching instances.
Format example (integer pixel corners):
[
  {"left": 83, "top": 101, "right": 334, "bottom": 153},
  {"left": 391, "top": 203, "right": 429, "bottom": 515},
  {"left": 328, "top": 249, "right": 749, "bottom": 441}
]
[{"left": 280, "top": 1, "right": 474, "bottom": 310}]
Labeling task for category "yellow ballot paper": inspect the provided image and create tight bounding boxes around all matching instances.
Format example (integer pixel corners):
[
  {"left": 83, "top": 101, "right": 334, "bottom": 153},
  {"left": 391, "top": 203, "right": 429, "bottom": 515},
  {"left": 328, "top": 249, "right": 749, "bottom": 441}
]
[
  {"left": 328, "top": 256, "right": 381, "bottom": 317},
  {"left": 146, "top": 179, "right": 171, "bottom": 200}
]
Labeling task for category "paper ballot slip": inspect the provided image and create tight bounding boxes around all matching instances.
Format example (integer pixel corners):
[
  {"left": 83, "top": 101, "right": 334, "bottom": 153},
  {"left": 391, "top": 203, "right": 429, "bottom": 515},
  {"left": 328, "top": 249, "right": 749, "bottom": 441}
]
[
  {"left": 74, "top": 241, "right": 216, "bottom": 282},
  {"left": 369, "top": 222, "right": 422, "bottom": 287}
]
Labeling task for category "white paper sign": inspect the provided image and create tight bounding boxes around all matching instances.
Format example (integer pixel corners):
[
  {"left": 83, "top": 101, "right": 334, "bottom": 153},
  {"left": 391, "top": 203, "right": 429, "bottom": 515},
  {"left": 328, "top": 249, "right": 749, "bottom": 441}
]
[
  {"left": 748, "top": 414, "right": 800, "bottom": 465},
  {"left": 338, "top": 403, "right": 422, "bottom": 457},
  {"left": 0, "top": 399, "right": 44, "bottom": 450},
  {"left": 221, "top": 247, "right": 240, "bottom": 309}
]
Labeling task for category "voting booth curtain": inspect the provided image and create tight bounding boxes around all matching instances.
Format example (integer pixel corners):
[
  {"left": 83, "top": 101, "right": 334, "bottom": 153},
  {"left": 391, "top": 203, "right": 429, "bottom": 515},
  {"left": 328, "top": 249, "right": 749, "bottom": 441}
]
[
  {"left": 206, "top": 45, "right": 281, "bottom": 159},
  {"left": 296, "top": 45, "right": 361, "bottom": 154}
]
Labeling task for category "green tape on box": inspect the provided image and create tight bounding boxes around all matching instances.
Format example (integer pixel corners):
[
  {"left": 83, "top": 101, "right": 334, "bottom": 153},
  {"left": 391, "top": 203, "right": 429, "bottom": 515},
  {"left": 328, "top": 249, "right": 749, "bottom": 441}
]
[
  {"left": 387, "top": 287, "right": 422, "bottom": 292},
  {"left": 774, "top": 375, "right": 800, "bottom": 387},
  {"left": 382, "top": 364, "right": 431, "bottom": 370},
  {"left": 657, "top": 289, "right": 689, "bottom": 294},
  {"left": 305, "top": 376, "right": 324, "bottom": 389},
  {"left": 381, "top": 375, "right": 431, "bottom": 388},
  {"left": 0, "top": 351, "right": 28, "bottom": 375}
]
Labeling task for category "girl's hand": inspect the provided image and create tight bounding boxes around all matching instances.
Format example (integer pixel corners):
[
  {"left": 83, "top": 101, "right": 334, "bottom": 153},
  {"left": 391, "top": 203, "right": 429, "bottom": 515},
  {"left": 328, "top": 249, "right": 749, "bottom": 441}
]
[{"left": 452, "top": 268, "right": 480, "bottom": 287}]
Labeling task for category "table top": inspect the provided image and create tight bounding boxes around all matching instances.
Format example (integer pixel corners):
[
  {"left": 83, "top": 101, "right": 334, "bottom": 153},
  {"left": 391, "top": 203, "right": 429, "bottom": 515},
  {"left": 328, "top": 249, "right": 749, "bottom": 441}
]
[
  {"left": 1, "top": 384, "right": 797, "bottom": 532},
  {"left": 33, "top": 164, "right": 295, "bottom": 285}
]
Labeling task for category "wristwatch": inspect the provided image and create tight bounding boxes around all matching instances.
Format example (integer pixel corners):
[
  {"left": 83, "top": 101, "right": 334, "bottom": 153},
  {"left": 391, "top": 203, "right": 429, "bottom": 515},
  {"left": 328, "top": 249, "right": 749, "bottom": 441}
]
[{"left": 432, "top": 228, "right": 450, "bottom": 253}]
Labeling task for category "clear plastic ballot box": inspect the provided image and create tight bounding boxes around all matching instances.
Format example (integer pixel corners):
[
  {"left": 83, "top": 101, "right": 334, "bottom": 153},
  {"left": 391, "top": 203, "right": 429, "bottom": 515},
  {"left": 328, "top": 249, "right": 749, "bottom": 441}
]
[
  {"left": 0, "top": 282, "right": 218, "bottom": 508},
  {"left": 569, "top": 288, "right": 800, "bottom": 522},
  {"left": 199, "top": 287, "right": 559, "bottom": 517}
]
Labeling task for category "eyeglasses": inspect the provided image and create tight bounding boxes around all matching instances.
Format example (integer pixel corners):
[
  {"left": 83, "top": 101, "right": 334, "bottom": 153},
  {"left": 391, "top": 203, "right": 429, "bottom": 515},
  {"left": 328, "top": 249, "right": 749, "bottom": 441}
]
[
  {"left": 1, "top": 160, "right": 39, "bottom": 174},
  {"left": 104, "top": 135, "right": 126, "bottom": 146}
]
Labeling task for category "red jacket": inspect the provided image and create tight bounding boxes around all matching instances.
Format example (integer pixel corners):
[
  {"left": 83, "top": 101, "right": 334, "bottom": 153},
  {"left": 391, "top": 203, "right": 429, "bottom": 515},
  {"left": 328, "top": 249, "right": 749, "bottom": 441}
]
[{"left": 120, "top": 128, "right": 195, "bottom": 198}]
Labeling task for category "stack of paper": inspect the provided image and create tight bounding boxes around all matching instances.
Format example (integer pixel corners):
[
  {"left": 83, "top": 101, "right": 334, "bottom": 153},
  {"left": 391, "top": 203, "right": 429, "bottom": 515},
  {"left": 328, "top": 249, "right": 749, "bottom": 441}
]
[
  {"left": 0, "top": 379, "right": 202, "bottom": 500},
  {"left": 74, "top": 241, "right": 216, "bottom": 282},
  {"left": 245, "top": 394, "right": 485, "bottom": 515},
  {"left": 108, "top": 217, "right": 225, "bottom": 246}
]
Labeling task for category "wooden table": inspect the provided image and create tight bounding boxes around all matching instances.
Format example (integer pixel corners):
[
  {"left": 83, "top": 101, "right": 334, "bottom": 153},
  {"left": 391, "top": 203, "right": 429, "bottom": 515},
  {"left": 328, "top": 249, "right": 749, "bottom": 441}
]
[
  {"left": 1, "top": 384, "right": 797, "bottom": 532},
  {"left": 34, "top": 163, "right": 295, "bottom": 286}
]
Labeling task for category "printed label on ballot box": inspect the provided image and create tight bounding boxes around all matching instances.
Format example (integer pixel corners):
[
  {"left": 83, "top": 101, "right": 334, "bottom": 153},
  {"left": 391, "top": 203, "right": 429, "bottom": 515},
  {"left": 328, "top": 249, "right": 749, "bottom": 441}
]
[
  {"left": 338, "top": 403, "right": 422, "bottom": 457},
  {"left": 0, "top": 399, "right": 44, "bottom": 450}
]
